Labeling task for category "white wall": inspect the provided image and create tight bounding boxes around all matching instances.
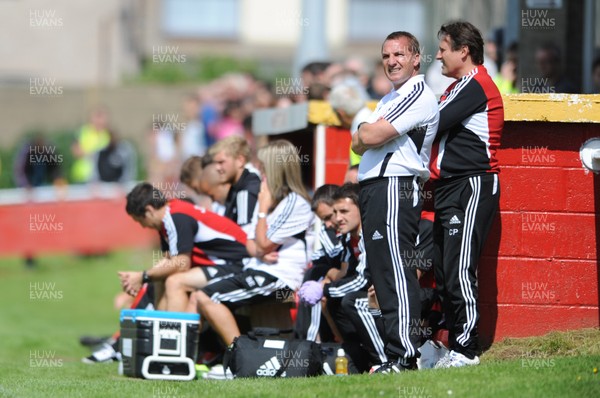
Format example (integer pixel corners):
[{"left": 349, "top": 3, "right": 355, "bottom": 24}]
[{"left": 0, "top": 0, "right": 139, "bottom": 86}]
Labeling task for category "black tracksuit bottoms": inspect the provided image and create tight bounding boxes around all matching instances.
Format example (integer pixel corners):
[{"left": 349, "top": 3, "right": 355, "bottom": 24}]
[
  {"left": 433, "top": 173, "right": 500, "bottom": 358},
  {"left": 359, "top": 176, "right": 422, "bottom": 361}
]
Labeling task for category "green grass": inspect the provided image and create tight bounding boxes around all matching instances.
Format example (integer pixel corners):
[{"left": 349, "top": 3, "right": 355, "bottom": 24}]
[{"left": 1, "top": 251, "right": 599, "bottom": 398}]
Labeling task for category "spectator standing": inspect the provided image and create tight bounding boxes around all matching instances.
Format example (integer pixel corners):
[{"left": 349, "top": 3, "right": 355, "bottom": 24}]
[
  {"left": 91, "top": 130, "right": 137, "bottom": 183},
  {"left": 71, "top": 107, "right": 110, "bottom": 183},
  {"left": 329, "top": 80, "right": 372, "bottom": 169}
]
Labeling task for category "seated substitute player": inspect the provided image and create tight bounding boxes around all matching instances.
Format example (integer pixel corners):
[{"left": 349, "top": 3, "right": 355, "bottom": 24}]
[
  {"left": 208, "top": 135, "right": 261, "bottom": 235},
  {"left": 118, "top": 182, "right": 249, "bottom": 312},
  {"left": 295, "top": 184, "right": 343, "bottom": 341},
  {"left": 181, "top": 154, "right": 230, "bottom": 216},
  {"left": 193, "top": 140, "right": 315, "bottom": 346},
  {"left": 298, "top": 183, "right": 388, "bottom": 372}
]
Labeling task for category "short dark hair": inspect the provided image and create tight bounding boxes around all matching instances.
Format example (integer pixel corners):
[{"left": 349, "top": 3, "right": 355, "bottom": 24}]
[
  {"left": 332, "top": 183, "right": 360, "bottom": 207},
  {"left": 383, "top": 31, "right": 421, "bottom": 71},
  {"left": 438, "top": 21, "right": 484, "bottom": 65},
  {"left": 311, "top": 184, "right": 339, "bottom": 212},
  {"left": 126, "top": 183, "right": 166, "bottom": 217},
  {"left": 301, "top": 61, "right": 331, "bottom": 76},
  {"left": 383, "top": 31, "right": 421, "bottom": 55}
]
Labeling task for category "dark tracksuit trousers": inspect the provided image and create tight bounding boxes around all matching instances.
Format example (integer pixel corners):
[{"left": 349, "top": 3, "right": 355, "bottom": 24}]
[
  {"left": 359, "top": 176, "right": 422, "bottom": 361},
  {"left": 340, "top": 291, "right": 388, "bottom": 366},
  {"left": 433, "top": 173, "right": 499, "bottom": 358}
]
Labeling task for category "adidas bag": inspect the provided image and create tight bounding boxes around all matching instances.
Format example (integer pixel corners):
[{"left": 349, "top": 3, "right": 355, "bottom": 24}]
[{"left": 224, "top": 329, "right": 322, "bottom": 378}]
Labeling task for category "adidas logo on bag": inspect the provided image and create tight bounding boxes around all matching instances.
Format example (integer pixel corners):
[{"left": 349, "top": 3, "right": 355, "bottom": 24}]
[
  {"left": 256, "top": 356, "right": 286, "bottom": 377},
  {"left": 449, "top": 215, "right": 461, "bottom": 225},
  {"left": 372, "top": 230, "right": 384, "bottom": 240}
]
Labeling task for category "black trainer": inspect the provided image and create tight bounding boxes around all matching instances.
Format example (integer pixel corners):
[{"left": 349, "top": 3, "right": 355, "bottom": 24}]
[
  {"left": 371, "top": 358, "right": 417, "bottom": 374},
  {"left": 79, "top": 335, "right": 113, "bottom": 348}
]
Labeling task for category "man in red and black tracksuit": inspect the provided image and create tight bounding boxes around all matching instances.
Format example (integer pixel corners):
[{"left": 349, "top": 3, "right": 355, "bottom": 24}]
[
  {"left": 430, "top": 21, "right": 503, "bottom": 368},
  {"left": 119, "top": 183, "right": 248, "bottom": 311}
]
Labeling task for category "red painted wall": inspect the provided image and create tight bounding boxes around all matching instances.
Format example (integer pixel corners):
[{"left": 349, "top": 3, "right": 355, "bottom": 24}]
[
  {"left": 478, "top": 122, "right": 599, "bottom": 344},
  {"left": 324, "top": 126, "right": 352, "bottom": 184},
  {"left": 0, "top": 198, "right": 156, "bottom": 257}
]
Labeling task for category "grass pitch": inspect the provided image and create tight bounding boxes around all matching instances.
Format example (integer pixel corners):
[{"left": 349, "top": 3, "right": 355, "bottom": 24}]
[{"left": 0, "top": 250, "right": 599, "bottom": 398}]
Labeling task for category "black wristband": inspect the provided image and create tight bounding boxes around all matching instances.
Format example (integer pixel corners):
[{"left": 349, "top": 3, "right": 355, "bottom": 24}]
[{"left": 142, "top": 270, "right": 151, "bottom": 284}]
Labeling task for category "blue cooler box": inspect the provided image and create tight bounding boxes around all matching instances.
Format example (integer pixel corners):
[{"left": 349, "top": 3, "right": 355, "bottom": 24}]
[{"left": 119, "top": 309, "right": 200, "bottom": 381}]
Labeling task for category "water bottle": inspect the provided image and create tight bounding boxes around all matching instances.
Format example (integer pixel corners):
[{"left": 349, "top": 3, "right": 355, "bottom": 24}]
[{"left": 335, "top": 348, "right": 348, "bottom": 376}]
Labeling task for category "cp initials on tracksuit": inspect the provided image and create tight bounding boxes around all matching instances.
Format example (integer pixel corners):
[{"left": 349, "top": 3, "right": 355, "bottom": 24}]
[{"left": 429, "top": 65, "right": 503, "bottom": 359}]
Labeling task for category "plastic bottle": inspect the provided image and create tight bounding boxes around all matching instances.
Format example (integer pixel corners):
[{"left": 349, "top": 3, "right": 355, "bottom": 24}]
[{"left": 335, "top": 348, "right": 348, "bottom": 376}]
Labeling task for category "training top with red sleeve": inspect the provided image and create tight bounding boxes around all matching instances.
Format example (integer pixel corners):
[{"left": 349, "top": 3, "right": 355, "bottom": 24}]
[
  {"left": 159, "top": 199, "right": 248, "bottom": 267},
  {"left": 429, "top": 65, "right": 504, "bottom": 180}
]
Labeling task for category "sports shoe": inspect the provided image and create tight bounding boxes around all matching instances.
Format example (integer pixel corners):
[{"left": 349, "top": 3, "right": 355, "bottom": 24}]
[
  {"left": 371, "top": 358, "right": 417, "bottom": 374},
  {"left": 205, "top": 364, "right": 234, "bottom": 380},
  {"left": 79, "top": 335, "right": 114, "bottom": 348},
  {"left": 434, "top": 350, "right": 479, "bottom": 369},
  {"left": 81, "top": 343, "right": 121, "bottom": 364}
]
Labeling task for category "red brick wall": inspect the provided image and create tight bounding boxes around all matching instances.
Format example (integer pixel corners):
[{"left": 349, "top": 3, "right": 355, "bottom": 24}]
[{"left": 479, "top": 122, "right": 599, "bottom": 343}]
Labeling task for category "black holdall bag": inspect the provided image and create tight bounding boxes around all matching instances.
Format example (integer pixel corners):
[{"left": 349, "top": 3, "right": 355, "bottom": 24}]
[{"left": 223, "top": 328, "right": 322, "bottom": 378}]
